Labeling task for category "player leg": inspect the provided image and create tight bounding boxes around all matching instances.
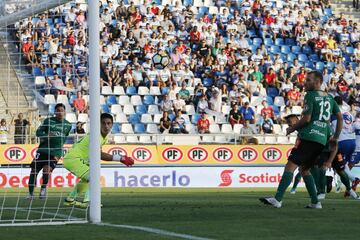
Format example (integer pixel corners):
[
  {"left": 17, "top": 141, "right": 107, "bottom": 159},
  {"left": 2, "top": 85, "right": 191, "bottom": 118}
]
[
  {"left": 290, "top": 170, "right": 302, "bottom": 194},
  {"left": 339, "top": 140, "right": 359, "bottom": 185},
  {"left": 333, "top": 156, "right": 360, "bottom": 199},
  {"left": 28, "top": 153, "right": 44, "bottom": 199},
  {"left": 350, "top": 152, "right": 360, "bottom": 191},
  {"left": 39, "top": 155, "right": 58, "bottom": 199}
]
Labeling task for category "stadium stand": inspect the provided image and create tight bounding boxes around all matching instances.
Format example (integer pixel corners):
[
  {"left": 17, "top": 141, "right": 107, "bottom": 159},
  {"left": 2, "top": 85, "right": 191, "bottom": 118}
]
[{"left": 12, "top": 0, "right": 360, "bottom": 144}]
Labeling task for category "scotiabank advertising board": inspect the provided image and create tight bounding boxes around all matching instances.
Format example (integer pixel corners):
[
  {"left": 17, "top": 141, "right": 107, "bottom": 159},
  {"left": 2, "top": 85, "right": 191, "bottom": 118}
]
[
  {"left": 0, "top": 144, "right": 292, "bottom": 165},
  {"left": 0, "top": 167, "right": 302, "bottom": 188}
]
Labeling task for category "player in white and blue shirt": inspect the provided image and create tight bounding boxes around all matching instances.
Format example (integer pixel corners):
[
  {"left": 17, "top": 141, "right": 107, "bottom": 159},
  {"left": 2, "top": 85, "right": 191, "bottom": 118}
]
[{"left": 351, "top": 112, "right": 360, "bottom": 166}]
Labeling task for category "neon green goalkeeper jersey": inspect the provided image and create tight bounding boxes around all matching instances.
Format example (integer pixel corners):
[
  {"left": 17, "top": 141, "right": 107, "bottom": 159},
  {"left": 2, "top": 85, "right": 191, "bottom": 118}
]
[
  {"left": 297, "top": 90, "right": 340, "bottom": 146},
  {"left": 64, "top": 134, "right": 107, "bottom": 164}
]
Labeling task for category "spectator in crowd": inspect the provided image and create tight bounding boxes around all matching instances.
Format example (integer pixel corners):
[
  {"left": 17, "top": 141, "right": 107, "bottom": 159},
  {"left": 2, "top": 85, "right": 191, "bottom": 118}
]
[
  {"left": 260, "top": 113, "right": 274, "bottom": 134},
  {"left": 76, "top": 121, "right": 85, "bottom": 134},
  {"left": 73, "top": 91, "right": 87, "bottom": 114},
  {"left": 229, "top": 103, "right": 241, "bottom": 126},
  {"left": 197, "top": 112, "right": 210, "bottom": 134},
  {"left": 0, "top": 119, "right": 9, "bottom": 144},
  {"left": 173, "top": 93, "right": 186, "bottom": 113},
  {"left": 170, "top": 110, "right": 188, "bottom": 134},
  {"left": 13, "top": 113, "right": 30, "bottom": 144},
  {"left": 240, "top": 121, "right": 258, "bottom": 144},
  {"left": 240, "top": 102, "right": 255, "bottom": 124},
  {"left": 160, "top": 94, "right": 173, "bottom": 113},
  {"left": 260, "top": 100, "right": 275, "bottom": 122},
  {"left": 160, "top": 111, "right": 171, "bottom": 133},
  {"left": 197, "top": 94, "right": 209, "bottom": 113}
]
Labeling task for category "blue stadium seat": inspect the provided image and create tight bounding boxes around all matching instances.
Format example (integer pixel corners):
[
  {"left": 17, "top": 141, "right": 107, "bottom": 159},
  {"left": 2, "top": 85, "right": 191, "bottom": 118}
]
[
  {"left": 291, "top": 46, "right": 301, "bottom": 54},
  {"left": 247, "top": 30, "right": 257, "bottom": 38},
  {"left": 281, "top": 46, "right": 290, "bottom": 54},
  {"left": 287, "top": 53, "right": 296, "bottom": 62},
  {"left": 309, "top": 54, "right": 320, "bottom": 62},
  {"left": 169, "top": 113, "right": 176, "bottom": 121},
  {"left": 161, "top": 87, "right": 170, "bottom": 95},
  {"left": 136, "top": 105, "right": 147, "bottom": 115},
  {"left": 346, "top": 47, "right": 354, "bottom": 55},
  {"left": 48, "top": 104, "right": 56, "bottom": 114},
  {"left": 54, "top": 18, "right": 63, "bottom": 24},
  {"left": 348, "top": 62, "right": 357, "bottom": 69},
  {"left": 275, "top": 38, "right": 284, "bottom": 46},
  {"left": 143, "top": 95, "right": 154, "bottom": 105},
  {"left": 203, "top": 78, "right": 214, "bottom": 87},
  {"left": 272, "top": 105, "right": 280, "bottom": 116},
  {"left": 101, "top": 104, "right": 110, "bottom": 113},
  {"left": 111, "top": 123, "right": 121, "bottom": 134},
  {"left": 183, "top": 0, "right": 193, "bottom": 6},
  {"left": 302, "top": 45, "right": 312, "bottom": 55},
  {"left": 45, "top": 68, "right": 54, "bottom": 76},
  {"left": 126, "top": 86, "right": 137, "bottom": 96},
  {"left": 264, "top": 38, "right": 274, "bottom": 46},
  {"left": 266, "top": 96, "right": 274, "bottom": 105},
  {"left": 134, "top": 123, "right": 146, "bottom": 134},
  {"left": 298, "top": 54, "right": 308, "bottom": 62},
  {"left": 270, "top": 45, "right": 280, "bottom": 54},
  {"left": 32, "top": 67, "right": 43, "bottom": 76},
  {"left": 128, "top": 114, "right": 141, "bottom": 124},
  {"left": 69, "top": 94, "right": 77, "bottom": 105},
  {"left": 253, "top": 38, "right": 263, "bottom": 46},
  {"left": 191, "top": 114, "right": 201, "bottom": 124},
  {"left": 315, "top": 62, "right": 325, "bottom": 71},
  {"left": 327, "top": 62, "right": 336, "bottom": 70},
  {"left": 324, "top": 8, "right": 332, "bottom": 16},
  {"left": 305, "top": 62, "right": 315, "bottom": 69},
  {"left": 199, "top": 6, "right": 209, "bottom": 15},
  {"left": 250, "top": 45, "right": 258, "bottom": 53},
  {"left": 107, "top": 95, "right": 118, "bottom": 105},
  {"left": 285, "top": 38, "right": 296, "bottom": 46}
]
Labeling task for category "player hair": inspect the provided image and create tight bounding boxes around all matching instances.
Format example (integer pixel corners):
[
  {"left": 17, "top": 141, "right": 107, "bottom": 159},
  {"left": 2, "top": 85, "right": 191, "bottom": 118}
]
[
  {"left": 101, "top": 113, "right": 114, "bottom": 123},
  {"left": 55, "top": 103, "right": 66, "bottom": 111},
  {"left": 334, "top": 96, "right": 343, "bottom": 105},
  {"left": 307, "top": 70, "right": 323, "bottom": 83}
]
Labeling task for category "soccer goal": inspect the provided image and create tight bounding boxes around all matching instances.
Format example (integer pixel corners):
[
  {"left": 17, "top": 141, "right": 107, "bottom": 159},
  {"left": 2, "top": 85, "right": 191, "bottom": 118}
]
[{"left": 0, "top": 0, "right": 101, "bottom": 226}]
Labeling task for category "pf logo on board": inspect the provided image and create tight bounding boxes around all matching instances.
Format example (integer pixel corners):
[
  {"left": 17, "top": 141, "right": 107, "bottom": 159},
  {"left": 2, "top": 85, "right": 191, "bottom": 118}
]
[
  {"left": 187, "top": 147, "right": 208, "bottom": 162},
  {"left": 213, "top": 147, "right": 233, "bottom": 162},
  {"left": 162, "top": 147, "right": 183, "bottom": 162},
  {"left": 238, "top": 147, "right": 258, "bottom": 162},
  {"left": 262, "top": 147, "right": 282, "bottom": 162},
  {"left": 4, "top": 147, "right": 26, "bottom": 162},
  {"left": 132, "top": 147, "right": 152, "bottom": 162},
  {"left": 108, "top": 147, "right": 128, "bottom": 156}
]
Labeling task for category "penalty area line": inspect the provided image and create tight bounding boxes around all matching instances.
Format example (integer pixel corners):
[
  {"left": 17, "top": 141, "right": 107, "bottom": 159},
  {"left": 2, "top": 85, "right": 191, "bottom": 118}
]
[{"left": 97, "top": 222, "right": 215, "bottom": 240}]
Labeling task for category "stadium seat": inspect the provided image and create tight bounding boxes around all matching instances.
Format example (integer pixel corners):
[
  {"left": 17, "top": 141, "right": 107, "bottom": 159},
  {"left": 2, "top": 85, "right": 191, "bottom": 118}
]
[
  {"left": 185, "top": 124, "right": 197, "bottom": 134},
  {"left": 121, "top": 123, "right": 134, "bottom": 134},
  {"left": 302, "top": 45, "right": 312, "bottom": 55},
  {"left": 111, "top": 104, "right": 122, "bottom": 114},
  {"left": 153, "top": 114, "right": 163, "bottom": 124},
  {"left": 256, "top": 105, "right": 264, "bottom": 114},
  {"left": 126, "top": 136, "right": 139, "bottom": 143},
  {"left": 126, "top": 86, "right": 137, "bottom": 96},
  {"left": 281, "top": 46, "right": 290, "bottom": 54},
  {"left": 222, "top": 105, "right": 231, "bottom": 115},
  {"left": 101, "top": 86, "right": 113, "bottom": 95},
  {"left": 128, "top": 114, "right": 141, "bottom": 124},
  {"left": 253, "top": 38, "right": 262, "bottom": 46},
  {"left": 273, "top": 124, "right": 282, "bottom": 135},
  {"left": 267, "top": 87, "right": 279, "bottom": 98},
  {"left": 146, "top": 123, "right": 159, "bottom": 134},
  {"left": 148, "top": 105, "right": 160, "bottom": 114},
  {"left": 114, "top": 135, "right": 126, "bottom": 144},
  {"left": 139, "top": 135, "right": 152, "bottom": 143},
  {"left": 115, "top": 113, "right": 128, "bottom": 123},
  {"left": 66, "top": 113, "right": 77, "bottom": 123},
  {"left": 119, "top": 96, "right": 130, "bottom": 105},
  {"left": 191, "top": 114, "right": 201, "bottom": 124},
  {"left": 264, "top": 38, "right": 274, "bottom": 46},
  {"left": 291, "top": 46, "right": 301, "bottom": 54},
  {"left": 57, "top": 94, "right": 69, "bottom": 104},
  {"left": 209, "top": 124, "right": 220, "bottom": 133},
  {"left": 181, "top": 114, "right": 191, "bottom": 124},
  {"left": 277, "top": 136, "right": 289, "bottom": 144},
  {"left": 131, "top": 95, "right": 143, "bottom": 106},
  {"left": 298, "top": 54, "right": 308, "bottom": 62},
  {"left": 209, "top": 6, "right": 218, "bottom": 14},
  {"left": 292, "top": 106, "right": 303, "bottom": 115},
  {"left": 45, "top": 68, "right": 54, "bottom": 76},
  {"left": 123, "top": 104, "right": 135, "bottom": 115},
  {"left": 233, "top": 124, "right": 243, "bottom": 134},
  {"left": 107, "top": 95, "right": 117, "bottom": 105},
  {"left": 136, "top": 105, "right": 147, "bottom": 115},
  {"left": 134, "top": 123, "right": 146, "bottom": 134},
  {"left": 44, "top": 94, "right": 56, "bottom": 104},
  {"left": 264, "top": 135, "right": 277, "bottom": 144},
  {"left": 203, "top": 78, "right": 214, "bottom": 87},
  {"left": 324, "top": 8, "right": 332, "bottom": 16},
  {"left": 138, "top": 86, "right": 149, "bottom": 95},
  {"left": 315, "top": 62, "right": 325, "bottom": 71},
  {"left": 346, "top": 47, "right": 354, "bottom": 55},
  {"left": 111, "top": 123, "right": 121, "bottom": 134},
  {"left": 275, "top": 38, "right": 284, "bottom": 46},
  {"left": 35, "top": 76, "right": 46, "bottom": 86},
  {"left": 287, "top": 53, "right": 296, "bottom": 63},
  {"left": 113, "top": 86, "right": 125, "bottom": 95},
  {"left": 141, "top": 114, "right": 153, "bottom": 124},
  {"left": 143, "top": 95, "right": 155, "bottom": 105},
  {"left": 289, "top": 136, "right": 297, "bottom": 144},
  {"left": 149, "top": 87, "right": 161, "bottom": 95},
  {"left": 310, "top": 54, "right": 320, "bottom": 62},
  {"left": 270, "top": 45, "right": 280, "bottom": 54},
  {"left": 199, "top": 6, "right": 209, "bottom": 15},
  {"left": 185, "top": 105, "right": 196, "bottom": 114},
  {"left": 201, "top": 135, "right": 214, "bottom": 143},
  {"left": 250, "top": 96, "right": 263, "bottom": 107},
  {"left": 101, "top": 104, "right": 110, "bottom": 113},
  {"left": 48, "top": 104, "right": 56, "bottom": 114},
  {"left": 221, "top": 124, "right": 233, "bottom": 134},
  {"left": 274, "top": 96, "right": 285, "bottom": 107},
  {"left": 193, "top": 0, "right": 203, "bottom": 7},
  {"left": 78, "top": 113, "right": 88, "bottom": 122},
  {"left": 327, "top": 62, "right": 336, "bottom": 70},
  {"left": 216, "top": 114, "right": 228, "bottom": 124},
  {"left": 161, "top": 87, "right": 170, "bottom": 95},
  {"left": 285, "top": 38, "right": 295, "bottom": 46}
]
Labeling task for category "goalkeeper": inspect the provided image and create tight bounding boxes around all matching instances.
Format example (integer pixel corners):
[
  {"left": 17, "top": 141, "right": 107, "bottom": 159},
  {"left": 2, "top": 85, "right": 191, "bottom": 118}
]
[{"left": 63, "top": 113, "right": 134, "bottom": 208}]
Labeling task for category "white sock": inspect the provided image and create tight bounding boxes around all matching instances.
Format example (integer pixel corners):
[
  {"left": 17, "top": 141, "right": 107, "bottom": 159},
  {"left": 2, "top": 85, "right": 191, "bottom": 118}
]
[{"left": 344, "top": 164, "right": 356, "bottom": 182}]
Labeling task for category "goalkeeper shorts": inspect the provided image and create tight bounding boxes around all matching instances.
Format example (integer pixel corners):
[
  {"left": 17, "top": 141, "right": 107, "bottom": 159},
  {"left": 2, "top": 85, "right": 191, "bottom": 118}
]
[{"left": 63, "top": 157, "right": 89, "bottom": 181}]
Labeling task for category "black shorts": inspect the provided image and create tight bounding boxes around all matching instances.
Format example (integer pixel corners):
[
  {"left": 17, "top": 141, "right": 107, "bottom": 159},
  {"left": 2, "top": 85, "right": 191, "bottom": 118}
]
[
  {"left": 30, "top": 152, "right": 58, "bottom": 172},
  {"left": 288, "top": 139, "right": 325, "bottom": 170},
  {"left": 316, "top": 151, "right": 345, "bottom": 172}
]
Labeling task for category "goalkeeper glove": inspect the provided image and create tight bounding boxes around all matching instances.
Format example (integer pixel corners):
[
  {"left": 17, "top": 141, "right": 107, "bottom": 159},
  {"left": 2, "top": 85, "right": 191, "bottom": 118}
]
[{"left": 120, "top": 155, "right": 134, "bottom": 167}]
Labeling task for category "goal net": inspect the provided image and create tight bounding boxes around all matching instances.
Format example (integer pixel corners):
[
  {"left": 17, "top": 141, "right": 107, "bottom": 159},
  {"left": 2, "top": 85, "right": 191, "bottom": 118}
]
[{"left": 0, "top": 0, "right": 98, "bottom": 226}]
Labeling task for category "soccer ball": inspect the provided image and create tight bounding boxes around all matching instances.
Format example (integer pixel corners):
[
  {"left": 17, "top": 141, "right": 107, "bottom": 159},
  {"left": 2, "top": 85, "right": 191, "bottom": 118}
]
[{"left": 152, "top": 52, "right": 170, "bottom": 69}]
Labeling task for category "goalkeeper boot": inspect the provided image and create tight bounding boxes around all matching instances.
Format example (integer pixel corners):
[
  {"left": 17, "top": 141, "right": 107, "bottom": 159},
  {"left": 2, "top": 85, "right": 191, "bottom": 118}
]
[
  {"left": 290, "top": 188, "right": 296, "bottom": 194},
  {"left": 39, "top": 188, "right": 47, "bottom": 200},
  {"left": 259, "top": 197, "right": 282, "bottom": 208},
  {"left": 74, "top": 201, "right": 103, "bottom": 208},
  {"left": 351, "top": 178, "right": 360, "bottom": 191},
  {"left": 317, "top": 193, "right": 326, "bottom": 200},
  {"left": 349, "top": 189, "right": 360, "bottom": 200},
  {"left": 64, "top": 197, "right": 76, "bottom": 206},
  {"left": 25, "top": 193, "right": 34, "bottom": 201}
]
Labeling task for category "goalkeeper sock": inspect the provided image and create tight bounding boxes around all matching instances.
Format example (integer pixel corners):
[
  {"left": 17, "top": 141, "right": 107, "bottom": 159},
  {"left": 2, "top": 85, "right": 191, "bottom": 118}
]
[
  {"left": 28, "top": 172, "right": 37, "bottom": 195},
  {"left": 68, "top": 179, "right": 88, "bottom": 199},
  {"left": 318, "top": 168, "right": 326, "bottom": 194},
  {"left": 338, "top": 170, "right": 351, "bottom": 191},
  {"left": 303, "top": 175, "right": 318, "bottom": 204},
  {"left": 41, "top": 173, "right": 49, "bottom": 189},
  {"left": 292, "top": 172, "right": 302, "bottom": 190},
  {"left": 84, "top": 189, "right": 90, "bottom": 202},
  {"left": 275, "top": 171, "right": 293, "bottom": 202},
  {"left": 310, "top": 167, "right": 320, "bottom": 193}
]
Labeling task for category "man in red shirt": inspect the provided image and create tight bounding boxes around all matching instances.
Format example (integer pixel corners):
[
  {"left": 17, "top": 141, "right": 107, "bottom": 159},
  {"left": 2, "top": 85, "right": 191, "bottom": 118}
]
[
  {"left": 197, "top": 112, "right": 210, "bottom": 134},
  {"left": 264, "top": 68, "right": 277, "bottom": 87},
  {"left": 22, "top": 38, "right": 34, "bottom": 55},
  {"left": 297, "top": 67, "right": 307, "bottom": 86},
  {"left": 73, "top": 91, "right": 87, "bottom": 114},
  {"left": 314, "top": 38, "right": 326, "bottom": 55},
  {"left": 260, "top": 100, "right": 275, "bottom": 120},
  {"left": 150, "top": 2, "right": 159, "bottom": 15},
  {"left": 287, "top": 87, "right": 301, "bottom": 106}
]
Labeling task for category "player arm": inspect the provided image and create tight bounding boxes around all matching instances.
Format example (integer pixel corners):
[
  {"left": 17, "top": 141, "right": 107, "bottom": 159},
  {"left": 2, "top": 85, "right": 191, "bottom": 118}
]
[
  {"left": 36, "top": 119, "right": 49, "bottom": 137},
  {"left": 332, "top": 111, "right": 343, "bottom": 140},
  {"left": 101, "top": 151, "right": 134, "bottom": 166}
]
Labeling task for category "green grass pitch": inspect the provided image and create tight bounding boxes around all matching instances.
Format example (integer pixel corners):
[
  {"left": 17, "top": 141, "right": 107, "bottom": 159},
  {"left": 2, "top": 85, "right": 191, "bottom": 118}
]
[{"left": 1, "top": 188, "right": 360, "bottom": 240}]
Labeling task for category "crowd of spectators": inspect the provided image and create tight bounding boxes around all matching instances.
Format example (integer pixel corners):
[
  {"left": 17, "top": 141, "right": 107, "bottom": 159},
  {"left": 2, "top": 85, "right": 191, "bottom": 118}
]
[{"left": 13, "top": 0, "right": 360, "bottom": 140}]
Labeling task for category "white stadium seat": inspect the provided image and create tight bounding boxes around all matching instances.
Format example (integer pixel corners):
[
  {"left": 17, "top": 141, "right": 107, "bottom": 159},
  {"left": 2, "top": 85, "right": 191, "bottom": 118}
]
[
  {"left": 121, "top": 123, "right": 134, "bottom": 134},
  {"left": 78, "top": 113, "right": 88, "bottom": 123},
  {"left": 44, "top": 94, "right": 56, "bottom": 104},
  {"left": 233, "top": 124, "right": 243, "bottom": 134},
  {"left": 123, "top": 104, "right": 135, "bottom": 115},
  {"left": 153, "top": 114, "right": 163, "bottom": 124},
  {"left": 149, "top": 86, "right": 161, "bottom": 95},
  {"left": 101, "top": 86, "right": 113, "bottom": 95},
  {"left": 113, "top": 86, "right": 125, "bottom": 95},
  {"left": 139, "top": 135, "right": 152, "bottom": 143},
  {"left": 126, "top": 136, "right": 139, "bottom": 143},
  {"left": 221, "top": 124, "right": 233, "bottom": 134},
  {"left": 111, "top": 104, "right": 122, "bottom": 114},
  {"left": 265, "top": 135, "right": 277, "bottom": 144},
  {"left": 138, "top": 86, "right": 149, "bottom": 95},
  {"left": 274, "top": 96, "right": 285, "bottom": 107},
  {"left": 292, "top": 106, "right": 303, "bottom": 115},
  {"left": 209, "top": 124, "right": 220, "bottom": 133},
  {"left": 185, "top": 105, "right": 196, "bottom": 114},
  {"left": 115, "top": 113, "right": 128, "bottom": 123},
  {"left": 222, "top": 105, "right": 231, "bottom": 115},
  {"left": 131, "top": 95, "right": 143, "bottom": 106},
  {"left": 148, "top": 105, "right": 160, "bottom": 115},
  {"left": 57, "top": 94, "right": 69, "bottom": 104},
  {"left": 114, "top": 135, "right": 126, "bottom": 144},
  {"left": 146, "top": 123, "right": 159, "bottom": 134},
  {"left": 119, "top": 96, "right": 130, "bottom": 105},
  {"left": 141, "top": 114, "right": 153, "bottom": 124},
  {"left": 66, "top": 113, "right": 77, "bottom": 123}
]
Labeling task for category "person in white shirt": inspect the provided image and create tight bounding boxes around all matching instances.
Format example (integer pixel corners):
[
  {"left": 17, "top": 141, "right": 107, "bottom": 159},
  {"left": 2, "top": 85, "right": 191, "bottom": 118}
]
[
  {"left": 146, "top": 65, "right": 159, "bottom": 87},
  {"left": 352, "top": 113, "right": 360, "bottom": 168},
  {"left": 0, "top": 119, "right": 9, "bottom": 144},
  {"left": 172, "top": 64, "right": 185, "bottom": 86},
  {"left": 197, "top": 94, "right": 209, "bottom": 113},
  {"left": 173, "top": 93, "right": 186, "bottom": 113}
]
